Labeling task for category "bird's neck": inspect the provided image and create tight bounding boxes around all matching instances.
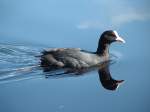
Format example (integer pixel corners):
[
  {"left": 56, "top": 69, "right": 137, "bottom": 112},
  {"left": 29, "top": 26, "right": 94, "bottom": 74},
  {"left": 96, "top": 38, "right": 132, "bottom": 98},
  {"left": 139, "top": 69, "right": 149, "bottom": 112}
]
[{"left": 96, "top": 42, "right": 109, "bottom": 58}]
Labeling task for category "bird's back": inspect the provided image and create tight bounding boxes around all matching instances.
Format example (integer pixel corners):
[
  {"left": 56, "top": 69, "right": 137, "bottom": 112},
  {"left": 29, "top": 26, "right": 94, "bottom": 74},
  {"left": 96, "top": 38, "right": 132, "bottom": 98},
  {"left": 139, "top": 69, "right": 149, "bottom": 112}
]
[{"left": 40, "top": 48, "right": 102, "bottom": 69}]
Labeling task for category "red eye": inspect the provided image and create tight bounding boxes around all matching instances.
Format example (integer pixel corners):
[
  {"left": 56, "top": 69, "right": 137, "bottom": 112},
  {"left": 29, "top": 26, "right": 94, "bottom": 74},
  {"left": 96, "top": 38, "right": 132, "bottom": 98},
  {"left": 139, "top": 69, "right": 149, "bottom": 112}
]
[{"left": 111, "top": 33, "right": 116, "bottom": 37}]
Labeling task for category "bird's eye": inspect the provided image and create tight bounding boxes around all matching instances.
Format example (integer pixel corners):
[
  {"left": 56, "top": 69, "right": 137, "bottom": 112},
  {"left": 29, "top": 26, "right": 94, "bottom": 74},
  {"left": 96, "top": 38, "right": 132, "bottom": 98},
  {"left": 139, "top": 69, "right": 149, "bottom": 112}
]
[{"left": 109, "top": 33, "right": 116, "bottom": 37}]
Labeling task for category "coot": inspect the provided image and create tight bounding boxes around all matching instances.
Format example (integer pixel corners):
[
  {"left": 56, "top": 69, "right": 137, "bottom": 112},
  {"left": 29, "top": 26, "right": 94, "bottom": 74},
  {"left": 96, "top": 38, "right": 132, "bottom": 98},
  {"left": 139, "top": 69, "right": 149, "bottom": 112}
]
[{"left": 40, "top": 30, "right": 125, "bottom": 71}]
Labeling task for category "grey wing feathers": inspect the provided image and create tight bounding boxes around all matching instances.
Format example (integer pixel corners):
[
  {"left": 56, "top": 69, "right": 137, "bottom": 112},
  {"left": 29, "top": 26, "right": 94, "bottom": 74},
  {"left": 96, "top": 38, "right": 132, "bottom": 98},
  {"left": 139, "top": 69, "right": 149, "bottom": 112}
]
[{"left": 40, "top": 48, "right": 90, "bottom": 68}]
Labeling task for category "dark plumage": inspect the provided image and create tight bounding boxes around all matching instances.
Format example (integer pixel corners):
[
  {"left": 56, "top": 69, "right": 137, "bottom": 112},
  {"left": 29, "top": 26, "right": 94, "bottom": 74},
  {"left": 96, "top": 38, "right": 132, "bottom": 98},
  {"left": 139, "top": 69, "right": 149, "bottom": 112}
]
[{"left": 40, "top": 30, "right": 125, "bottom": 71}]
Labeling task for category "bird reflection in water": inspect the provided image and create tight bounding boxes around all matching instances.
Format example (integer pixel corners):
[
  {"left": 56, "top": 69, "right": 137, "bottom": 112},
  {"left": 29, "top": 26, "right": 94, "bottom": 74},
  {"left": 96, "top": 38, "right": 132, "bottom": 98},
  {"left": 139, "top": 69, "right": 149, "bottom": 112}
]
[
  {"left": 43, "top": 60, "right": 124, "bottom": 91},
  {"left": 98, "top": 61, "right": 124, "bottom": 90}
]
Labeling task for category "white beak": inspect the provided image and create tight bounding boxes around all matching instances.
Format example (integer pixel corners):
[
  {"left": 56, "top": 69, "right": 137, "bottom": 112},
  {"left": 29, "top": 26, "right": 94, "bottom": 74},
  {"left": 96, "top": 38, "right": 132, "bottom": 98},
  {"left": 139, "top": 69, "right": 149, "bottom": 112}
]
[{"left": 113, "top": 31, "right": 126, "bottom": 43}]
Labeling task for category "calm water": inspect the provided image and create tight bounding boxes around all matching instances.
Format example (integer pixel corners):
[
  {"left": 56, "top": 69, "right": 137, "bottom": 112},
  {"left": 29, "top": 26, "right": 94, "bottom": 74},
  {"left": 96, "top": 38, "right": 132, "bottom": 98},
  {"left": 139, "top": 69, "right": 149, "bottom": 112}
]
[{"left": 0, "top": 0, "right": 150, "bottom": 112}]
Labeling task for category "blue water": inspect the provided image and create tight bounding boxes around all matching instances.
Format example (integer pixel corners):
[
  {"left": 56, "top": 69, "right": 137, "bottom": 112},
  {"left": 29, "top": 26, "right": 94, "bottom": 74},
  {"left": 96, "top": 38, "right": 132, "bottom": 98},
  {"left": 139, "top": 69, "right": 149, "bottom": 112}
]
[{"left": 0, "top": 0, "right": 150, "bottom": 112}]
